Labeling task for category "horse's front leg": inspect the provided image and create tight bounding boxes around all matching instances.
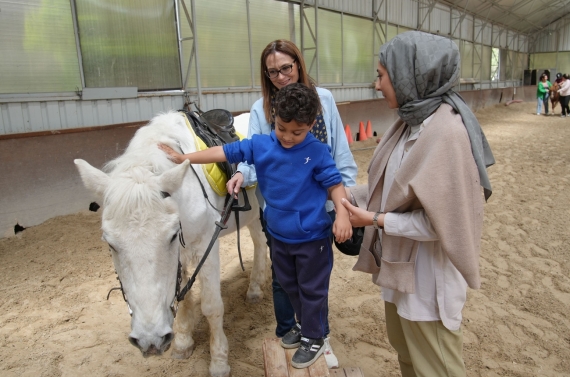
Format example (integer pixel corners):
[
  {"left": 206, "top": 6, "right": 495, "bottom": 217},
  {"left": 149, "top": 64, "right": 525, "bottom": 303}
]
[
  {"left": 245, "top": 216, "right": 267, "bottom": 303},
  {"left": 199, "top": 242, "right": 230, "bottom": 377},
  {"left": 171, "top": 266, "right": 196, "bottom": 359}
]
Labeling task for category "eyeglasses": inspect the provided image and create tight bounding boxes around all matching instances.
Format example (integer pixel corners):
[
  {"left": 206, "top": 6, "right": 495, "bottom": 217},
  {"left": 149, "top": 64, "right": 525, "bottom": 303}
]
[{"left": 266, "top": 61, "right": 295, "bottom": 79}]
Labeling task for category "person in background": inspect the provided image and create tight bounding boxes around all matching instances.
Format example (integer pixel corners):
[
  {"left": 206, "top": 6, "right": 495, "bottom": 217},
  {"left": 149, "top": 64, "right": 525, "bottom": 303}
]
[
  {"left": 557, "top": 74, "right": 570, "bottom": 118},
  {"left": 225, "top": 39, "right": 358, "bottom": 369},
  {"left": 159, "top": 83, "right": 352, "bottom": 369},
  {"left": 537, "top": 73, "right": 551, "bottom": 115},
  {"left": 341, "top": 31, "right": 495, "bottom": 377}
]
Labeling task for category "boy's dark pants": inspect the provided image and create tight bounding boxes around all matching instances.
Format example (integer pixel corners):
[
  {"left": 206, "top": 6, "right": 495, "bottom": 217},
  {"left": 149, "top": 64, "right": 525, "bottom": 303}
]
[{"left": 271, "top": 236, "right": 333, "bottom": 340}]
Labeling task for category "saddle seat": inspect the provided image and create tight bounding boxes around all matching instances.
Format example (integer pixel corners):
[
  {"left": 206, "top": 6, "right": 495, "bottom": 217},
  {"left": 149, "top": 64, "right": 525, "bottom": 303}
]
[{"left": 179, "top": 109, "right": 255, "bottom": 196}]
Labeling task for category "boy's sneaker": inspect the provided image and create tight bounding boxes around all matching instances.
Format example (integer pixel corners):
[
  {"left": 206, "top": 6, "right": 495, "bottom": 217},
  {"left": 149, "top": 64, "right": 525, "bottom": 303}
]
[
  {"left": 280, "top": 323, "right": 302, "bottom": 349},
  {"left": 324, "top": 337, "right": 339, "bottom": 368},
  {"left": 291, "top": 337, "right": 325, "bottom": 369}
]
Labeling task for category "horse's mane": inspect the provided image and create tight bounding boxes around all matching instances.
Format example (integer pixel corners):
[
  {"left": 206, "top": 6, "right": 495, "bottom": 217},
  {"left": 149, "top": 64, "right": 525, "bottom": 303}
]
[{"left": 101, "top": 111, "right": 193, "bottom": 220}]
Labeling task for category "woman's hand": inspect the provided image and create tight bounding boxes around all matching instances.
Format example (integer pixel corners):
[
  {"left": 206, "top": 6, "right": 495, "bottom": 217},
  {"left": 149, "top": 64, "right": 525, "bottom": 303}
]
[
  {"left": 341, "top": 198, "right": 377, "bottom": 227},
  {"left": 226, "top": 172, "right": 244, "bottom": 198},
  {"left": 158, "top": 143, "right": 186, "bottom": 164}
]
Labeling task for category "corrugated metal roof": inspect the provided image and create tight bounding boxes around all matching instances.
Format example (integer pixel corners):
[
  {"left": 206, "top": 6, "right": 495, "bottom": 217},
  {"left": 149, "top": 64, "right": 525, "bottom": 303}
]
[{"left": 440, "top": 0, "right": 570, "bottom": 35}]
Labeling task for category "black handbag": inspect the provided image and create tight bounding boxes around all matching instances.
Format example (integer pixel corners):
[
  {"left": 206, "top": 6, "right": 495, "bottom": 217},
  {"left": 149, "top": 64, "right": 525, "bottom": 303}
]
[{"left": 333, "top": 226, "right": 364, "bottom": 256}]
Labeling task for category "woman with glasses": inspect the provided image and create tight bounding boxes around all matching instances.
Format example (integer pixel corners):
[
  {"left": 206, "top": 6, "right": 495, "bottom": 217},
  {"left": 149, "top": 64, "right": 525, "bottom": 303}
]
[{"left": 226, "top": 39, "right": 357, "bottom": 369}]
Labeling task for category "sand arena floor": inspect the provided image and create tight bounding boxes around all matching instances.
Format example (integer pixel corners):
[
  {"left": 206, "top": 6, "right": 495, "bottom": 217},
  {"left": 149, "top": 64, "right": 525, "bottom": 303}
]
[{"left": 1, "top": 101, "right": 569, "bottom": 377}]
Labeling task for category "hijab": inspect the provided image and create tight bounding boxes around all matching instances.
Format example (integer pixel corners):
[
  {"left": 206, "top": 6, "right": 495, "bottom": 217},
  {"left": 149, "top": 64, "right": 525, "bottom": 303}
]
[{"left": 379, "top": 31, "right": 495, "bottom": 200}]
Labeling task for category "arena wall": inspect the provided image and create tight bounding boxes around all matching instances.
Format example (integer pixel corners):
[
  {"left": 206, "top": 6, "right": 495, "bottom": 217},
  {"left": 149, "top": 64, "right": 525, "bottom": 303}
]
[{"left": 0, "top": 86, "right": 538, "bottom": 238}]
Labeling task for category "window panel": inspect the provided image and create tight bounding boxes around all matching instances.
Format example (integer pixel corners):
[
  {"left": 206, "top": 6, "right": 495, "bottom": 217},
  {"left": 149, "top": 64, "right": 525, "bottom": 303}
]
[
  {"left": 190, "top": 0, "right": 250, "bottom": 88},
  {"left": 557, "top": 52, "right": 570, "bottom": 75},
  {"left": 301, "top": 7, "right": 317, "bottom": 80},
  {"left": 482, "top": 45, "right": 492, "bottom": 81},
  {"left": 0, "top": 0, "right": 81, "bottom": 94},
  {"left": 76, "top": 0, "right": 181, "bottom": 91},
  {"left": 531, "top": 52, "right": 557, "bottom": 70},
  {"left": 249, "top": 0, "right": 300, "bottom": 87},
  {"left": 343, "top": 15, "right": 373, "bottom": 84},
  {"left": 318, "top": 9, "right": 342, "bottom": 84},
  {"left": 460, "top": 41, "right": 473, "bottom": 78},
  {"left": 387, "top": 24, "right": 398, "bottom": 42}
]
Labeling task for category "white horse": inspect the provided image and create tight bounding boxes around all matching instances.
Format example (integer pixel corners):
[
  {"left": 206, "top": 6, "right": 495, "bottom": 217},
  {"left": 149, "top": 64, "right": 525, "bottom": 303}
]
[{"left": 74, "top": 111, "right": 267, "bottom": 377}]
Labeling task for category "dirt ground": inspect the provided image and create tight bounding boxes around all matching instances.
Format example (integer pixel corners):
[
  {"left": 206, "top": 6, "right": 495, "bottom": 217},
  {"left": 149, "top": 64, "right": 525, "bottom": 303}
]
[{"left": 1, "top": 101, "right": 569, "bottom": 377}]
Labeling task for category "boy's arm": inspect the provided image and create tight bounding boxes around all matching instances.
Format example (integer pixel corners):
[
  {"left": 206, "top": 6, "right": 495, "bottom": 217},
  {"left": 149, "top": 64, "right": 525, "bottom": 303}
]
[
  {"left": 329, "top": 182, "right": 352, "bottom": 243},
  {"left": 158, "top": 144, "right": 227, "bottom": 164}
]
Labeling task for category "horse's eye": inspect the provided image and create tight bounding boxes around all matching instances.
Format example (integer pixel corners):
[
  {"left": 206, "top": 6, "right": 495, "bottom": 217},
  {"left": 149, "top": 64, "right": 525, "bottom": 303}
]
[
  {"left": 109, "top": 244, "right": 118, "bottom": 253},
  {"left": 170, "top": 233, "right": 178, "bottom": 244}
]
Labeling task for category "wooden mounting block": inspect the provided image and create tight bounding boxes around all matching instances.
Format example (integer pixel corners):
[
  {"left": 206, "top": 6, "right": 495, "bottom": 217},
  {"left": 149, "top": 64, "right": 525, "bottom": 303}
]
[{"left": 263, "top": 338, "right": 364, "bottom": 377}]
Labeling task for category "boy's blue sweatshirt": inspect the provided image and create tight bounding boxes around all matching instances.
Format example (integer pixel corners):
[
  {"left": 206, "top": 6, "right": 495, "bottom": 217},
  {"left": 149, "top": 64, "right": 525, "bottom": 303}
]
[{"left": 223, "top": 131, "right": 342, "bottom": 244}]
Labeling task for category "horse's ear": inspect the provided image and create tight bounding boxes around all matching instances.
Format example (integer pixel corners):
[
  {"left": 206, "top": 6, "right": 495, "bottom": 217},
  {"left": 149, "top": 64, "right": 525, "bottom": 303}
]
[
  {"left": 74, "top": 159, "right": 110, "bottom": 200},
  {"left": 158, "top": 160, "right": 190, "bottom": 194}
]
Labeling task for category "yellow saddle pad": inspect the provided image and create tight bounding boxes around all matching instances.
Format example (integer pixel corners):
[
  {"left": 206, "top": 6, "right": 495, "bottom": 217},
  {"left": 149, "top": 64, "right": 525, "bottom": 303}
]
[{"left": 182, "top": 114, "right": 255, "bottom": 196}]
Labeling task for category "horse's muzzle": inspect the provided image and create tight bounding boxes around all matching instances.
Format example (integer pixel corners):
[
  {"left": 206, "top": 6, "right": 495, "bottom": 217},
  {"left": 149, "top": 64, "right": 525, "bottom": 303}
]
[{"left": 129, "top": 332, "right": 173, "bottom": 357}]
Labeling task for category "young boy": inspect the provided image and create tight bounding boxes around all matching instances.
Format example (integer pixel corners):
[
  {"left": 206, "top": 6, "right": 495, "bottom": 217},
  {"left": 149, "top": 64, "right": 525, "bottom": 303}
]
[{"left": 159, "top": 83, "right": 352, "bottom": 368}]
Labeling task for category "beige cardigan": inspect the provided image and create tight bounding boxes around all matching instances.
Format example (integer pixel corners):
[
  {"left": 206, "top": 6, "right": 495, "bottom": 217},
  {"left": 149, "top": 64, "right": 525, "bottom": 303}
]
[{"left": 352, "top": 104, "right": 484, "bottom": 293}]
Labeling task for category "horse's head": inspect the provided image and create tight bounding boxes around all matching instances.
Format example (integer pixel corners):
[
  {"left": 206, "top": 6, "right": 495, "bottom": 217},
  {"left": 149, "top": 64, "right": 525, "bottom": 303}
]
[{"left": 75, "top": 157, "right": 189, "bottom": 356}]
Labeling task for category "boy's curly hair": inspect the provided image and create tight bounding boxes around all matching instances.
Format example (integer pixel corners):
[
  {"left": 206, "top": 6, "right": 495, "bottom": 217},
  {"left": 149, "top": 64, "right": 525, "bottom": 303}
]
[{"left": 274, "top": 83, "right": 322, "bottom": 125}]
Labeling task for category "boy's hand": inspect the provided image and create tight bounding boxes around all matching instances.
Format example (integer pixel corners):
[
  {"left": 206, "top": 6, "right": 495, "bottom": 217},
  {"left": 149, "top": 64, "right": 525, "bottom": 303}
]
[
  {"left": 333, "top": 215, "right": 352, "bottom": 243},
  {"left": 226, "top": 172, "right": 243, "bottom": 198},
  {"left": 158, "top": 143, "right": 186, "bottom": 164}
]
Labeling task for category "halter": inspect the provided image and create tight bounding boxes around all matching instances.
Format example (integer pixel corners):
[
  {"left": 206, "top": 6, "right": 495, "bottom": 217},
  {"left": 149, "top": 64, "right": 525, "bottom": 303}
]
[
  {"left": 107, "top": 214, "right": 185, "bottom": 318},
  {"left": 106, "top": 189, "right": 240, "bottom": 318}
]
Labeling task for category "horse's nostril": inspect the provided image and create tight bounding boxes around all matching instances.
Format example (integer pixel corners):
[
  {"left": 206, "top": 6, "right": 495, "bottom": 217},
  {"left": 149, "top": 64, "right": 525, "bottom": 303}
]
[
  {"left": 162, "top": 332, "right": 174, "bottom": 347},
  {"left": 129, "top": 336, "right": 141, "bottom": 349}
]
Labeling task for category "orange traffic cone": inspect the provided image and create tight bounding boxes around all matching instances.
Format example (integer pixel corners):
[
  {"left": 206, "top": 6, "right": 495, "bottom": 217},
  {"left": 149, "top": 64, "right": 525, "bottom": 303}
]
[
  {"left": 366, "top": 120, "right": 373, "bottom": 138},
  {"left": 358, "top": 121, "right": 368, "bottom": 141},
  {"left": 344, "top": 124, "right": 353, "bottom": 145}
]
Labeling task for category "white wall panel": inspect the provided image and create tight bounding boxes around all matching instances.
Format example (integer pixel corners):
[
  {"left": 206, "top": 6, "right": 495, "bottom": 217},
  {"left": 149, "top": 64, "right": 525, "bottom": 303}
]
[
  {"left": 0, "top": 95, "right": 184, "bottom": 136},
  {"left": 387, "top": 0, "right": 402, "bottom": 25},
  {"left": 482, "top": 23, "right": 492, "bottom": 46},
  {"left": 373, "top": 0, "right": 386, "bottom": 21},
  {"left": 427, "top": 4, "right": 449, "bottom": 35},
  {"left": 462, "top": 14, "right": 473, "bottom": 42},
  {"left": 492, "top": 26, "right": 507, "bottom": 48},
  {"left": 450, "top": 9, "right": 461, "bottom": 38},
  {"left": 328, "top": 86, "right": 377, "bottom": 102},
  {"left": 399, "top": 0, "right": 418, "bottom": 29},
  {"left": 290, "top": 0, "right": 372, "bottom": 18},
  {"left": 534, "top": 33, "right": 558, "bottom": 53},
  {"left": 343, "top": 0, "right": 372, "bottom": 18},
  {"left": 558, "top": 20, "right": 570, "bottom": 51}
]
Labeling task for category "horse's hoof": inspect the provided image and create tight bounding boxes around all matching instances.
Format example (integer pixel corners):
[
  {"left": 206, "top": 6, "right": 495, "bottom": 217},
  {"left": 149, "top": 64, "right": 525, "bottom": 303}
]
[
  {"left": 246, "top": 288, "right": 264, "bottom": 304},
  {"left": 170, "top": 344, "right": 194, "bottom": 359},
  {"left": 210, "top": 364, "right": 231, "bottom": 377}
]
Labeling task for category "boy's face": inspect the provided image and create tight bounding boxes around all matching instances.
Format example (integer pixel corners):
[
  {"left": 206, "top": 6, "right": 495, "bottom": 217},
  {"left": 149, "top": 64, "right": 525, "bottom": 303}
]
[{"left": 274, "top": 116, "right": 315, "bottom": 149}]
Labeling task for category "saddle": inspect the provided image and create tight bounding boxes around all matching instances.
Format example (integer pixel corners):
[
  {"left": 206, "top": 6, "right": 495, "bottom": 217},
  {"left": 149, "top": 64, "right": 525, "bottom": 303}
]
[{"left": 179, "top": 108, "right": 240, "bottom": 183}]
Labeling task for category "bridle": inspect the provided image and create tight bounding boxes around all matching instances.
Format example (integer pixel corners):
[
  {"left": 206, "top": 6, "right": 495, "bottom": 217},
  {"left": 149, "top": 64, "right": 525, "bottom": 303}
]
[
  {"left": 107, "top": 187, "right": 240, "bottom": 319},
  {"left": 106, "top": 208, "right": 185, "bottom": 318},
  {"left": 106, "top": 136, "right": 251, "bottom": 318}
]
